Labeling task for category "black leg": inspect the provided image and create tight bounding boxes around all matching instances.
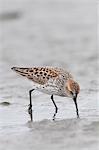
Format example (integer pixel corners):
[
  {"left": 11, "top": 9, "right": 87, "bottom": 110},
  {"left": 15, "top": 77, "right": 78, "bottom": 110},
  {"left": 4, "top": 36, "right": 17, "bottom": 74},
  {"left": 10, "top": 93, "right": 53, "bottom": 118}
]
[
  {"left": 51, "top": 95, "right": 58, "bottom": 120},
  {"left": 28, "top": 89, "right": 35, "bottom": 121},
  {"left": 73, "top": 98, "right": 79, "bottom": 118}
]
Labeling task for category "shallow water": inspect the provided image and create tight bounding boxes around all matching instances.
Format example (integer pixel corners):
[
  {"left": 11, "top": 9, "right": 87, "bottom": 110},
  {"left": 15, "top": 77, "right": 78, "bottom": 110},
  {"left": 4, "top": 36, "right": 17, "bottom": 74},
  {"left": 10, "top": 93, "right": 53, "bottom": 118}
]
[{"left": 0, "top": 0, "right": 98, "bottom": 150}]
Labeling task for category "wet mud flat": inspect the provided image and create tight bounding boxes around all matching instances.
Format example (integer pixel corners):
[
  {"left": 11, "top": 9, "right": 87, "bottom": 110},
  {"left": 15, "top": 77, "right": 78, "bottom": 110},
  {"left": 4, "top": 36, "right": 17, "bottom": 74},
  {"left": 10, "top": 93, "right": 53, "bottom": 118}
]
[
  {"left": 0, "top": 119, "right": 99, "bottom": 150},
  {"left": 0, "top": 0, "right": 98, "bottom": 150}
]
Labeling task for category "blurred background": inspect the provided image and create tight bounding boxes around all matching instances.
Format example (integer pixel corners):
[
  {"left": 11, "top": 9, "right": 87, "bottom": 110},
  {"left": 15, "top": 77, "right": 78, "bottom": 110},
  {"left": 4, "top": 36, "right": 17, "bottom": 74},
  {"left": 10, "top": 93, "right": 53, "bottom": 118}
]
[
  {"left": 0, "top": 0, "right": 97, "bottom": 96},
  {"left": 0, "top": 0, "right": 98, "bottom": 150}
]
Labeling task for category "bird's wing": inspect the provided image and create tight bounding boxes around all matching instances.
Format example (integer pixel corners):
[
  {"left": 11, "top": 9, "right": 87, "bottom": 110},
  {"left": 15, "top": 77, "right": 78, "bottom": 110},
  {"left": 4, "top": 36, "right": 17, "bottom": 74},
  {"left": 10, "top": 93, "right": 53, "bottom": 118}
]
[
  {"left": 11, "top": 67, "right": 59, "bottom": 85},
  {"left": 53, "top": 67, "right": 73, "bottom": 80}
]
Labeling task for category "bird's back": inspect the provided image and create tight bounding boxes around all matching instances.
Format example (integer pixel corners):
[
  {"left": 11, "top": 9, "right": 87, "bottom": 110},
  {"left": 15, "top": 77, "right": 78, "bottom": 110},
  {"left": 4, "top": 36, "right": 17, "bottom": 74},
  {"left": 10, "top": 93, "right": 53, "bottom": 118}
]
[
  {"left": 11, "top": 67, "right": 74, "bottom": 96},
  {"left": 11, "top": 67, "right": 73, "bottom": 85}
]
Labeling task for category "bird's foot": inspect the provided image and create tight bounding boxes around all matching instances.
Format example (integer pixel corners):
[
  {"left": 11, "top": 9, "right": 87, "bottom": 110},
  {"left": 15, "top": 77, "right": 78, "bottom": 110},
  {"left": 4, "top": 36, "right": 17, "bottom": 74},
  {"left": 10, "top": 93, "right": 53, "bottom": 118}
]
[
  {"left": 28, "top": 104, "right": 33, "bottom": 121},
  {"left": 53, "top": 107, "right": 58, "bottom": 121},
  {"left": 28, "top": 104, "right": 32, "bottom": 114}
]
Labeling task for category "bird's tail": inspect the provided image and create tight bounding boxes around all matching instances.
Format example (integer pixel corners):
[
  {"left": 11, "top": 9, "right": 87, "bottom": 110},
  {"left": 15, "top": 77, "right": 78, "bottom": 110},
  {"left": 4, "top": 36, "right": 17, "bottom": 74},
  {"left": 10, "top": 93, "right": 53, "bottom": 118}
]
[{"left": 11, "top": 67, "right": 29, "bottom": 77}]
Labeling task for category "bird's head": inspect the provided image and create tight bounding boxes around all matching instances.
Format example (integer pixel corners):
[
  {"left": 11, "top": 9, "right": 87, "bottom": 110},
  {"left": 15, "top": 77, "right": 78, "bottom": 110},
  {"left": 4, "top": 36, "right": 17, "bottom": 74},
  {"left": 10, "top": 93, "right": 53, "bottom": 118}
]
[
  {"left": 66, "top": 79, "right": 80, "bottom": 100},
  {"left": 65, "top": 79, "right": 80, "bottom": 118}
]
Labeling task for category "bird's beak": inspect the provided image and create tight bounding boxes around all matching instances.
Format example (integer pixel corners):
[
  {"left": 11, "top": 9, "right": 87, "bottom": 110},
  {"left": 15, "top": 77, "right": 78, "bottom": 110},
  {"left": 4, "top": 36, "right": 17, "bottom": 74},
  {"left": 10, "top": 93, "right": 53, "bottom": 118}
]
[
  {"left": 73, "top": 93, "right": 77, "bottom": 100},
  {"left": 73, "top": 93, "right": 79, "bottom": 118}
]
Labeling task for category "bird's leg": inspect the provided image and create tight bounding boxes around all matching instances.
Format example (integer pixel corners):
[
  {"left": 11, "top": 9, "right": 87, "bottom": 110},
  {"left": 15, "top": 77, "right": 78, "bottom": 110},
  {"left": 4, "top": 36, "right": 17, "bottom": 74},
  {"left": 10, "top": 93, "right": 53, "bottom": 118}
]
[
  {"left": 51, "top": 95, "right": 58, "bottom": 120},
  {"left": 28, "top": 89, "right": 35, "bottom": 121},
  {"left": 73, "top": 98, "right": 79, "bottom": 118}
]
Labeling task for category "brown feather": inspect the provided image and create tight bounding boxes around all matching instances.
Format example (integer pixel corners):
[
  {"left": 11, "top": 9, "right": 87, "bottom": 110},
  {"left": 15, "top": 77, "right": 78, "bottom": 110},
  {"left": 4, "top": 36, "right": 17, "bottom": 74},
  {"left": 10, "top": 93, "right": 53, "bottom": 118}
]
[{"left": 11, "top": 67, "right": 59, "bottom": 85}]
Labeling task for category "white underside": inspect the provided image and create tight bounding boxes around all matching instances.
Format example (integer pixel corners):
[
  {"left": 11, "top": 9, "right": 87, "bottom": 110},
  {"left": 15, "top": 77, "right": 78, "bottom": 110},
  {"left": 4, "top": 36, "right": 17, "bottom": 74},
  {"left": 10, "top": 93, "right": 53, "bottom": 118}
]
[
  {"left": 35, "top": 85, "right": 67, "bottom": 97},
  {"left": 29, "top": 79, "right": 68, "bottom": 97}
]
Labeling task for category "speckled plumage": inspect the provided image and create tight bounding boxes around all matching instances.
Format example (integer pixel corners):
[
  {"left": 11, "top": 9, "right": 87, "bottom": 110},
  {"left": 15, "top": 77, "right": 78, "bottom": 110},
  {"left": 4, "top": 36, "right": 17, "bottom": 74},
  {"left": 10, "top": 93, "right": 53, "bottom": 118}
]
[
  {"left": 11, "top": 67, "right": 73, "bottom": 96},
  {"left": 11, "top": 66, "right": 80, "bottom": 120}
]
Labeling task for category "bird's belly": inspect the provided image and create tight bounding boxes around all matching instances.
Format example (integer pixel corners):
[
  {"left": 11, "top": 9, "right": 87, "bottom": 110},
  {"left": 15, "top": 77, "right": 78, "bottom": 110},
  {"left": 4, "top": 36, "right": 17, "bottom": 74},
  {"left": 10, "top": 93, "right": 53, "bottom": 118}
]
[
  {"left": 38, "top": 86, "right": 58, "bottom": 95},
  {"left": 37, "top": 85, "right": 66, "bottom": 97}
]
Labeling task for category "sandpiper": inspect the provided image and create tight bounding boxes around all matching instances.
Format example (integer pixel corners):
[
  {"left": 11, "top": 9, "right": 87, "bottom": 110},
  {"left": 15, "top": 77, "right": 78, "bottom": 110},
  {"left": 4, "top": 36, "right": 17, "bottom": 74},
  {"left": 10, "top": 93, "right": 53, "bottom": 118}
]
[{"left": 11, "top": 67, "right": 80, "bottom": 121}]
